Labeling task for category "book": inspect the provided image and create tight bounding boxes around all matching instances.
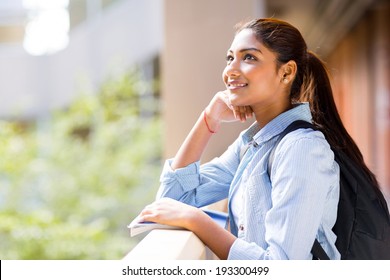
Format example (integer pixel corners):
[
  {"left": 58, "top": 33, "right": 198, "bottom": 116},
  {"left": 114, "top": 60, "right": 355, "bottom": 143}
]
[{"left": 128, "top": 209, "right": 228, "bottom": 237}]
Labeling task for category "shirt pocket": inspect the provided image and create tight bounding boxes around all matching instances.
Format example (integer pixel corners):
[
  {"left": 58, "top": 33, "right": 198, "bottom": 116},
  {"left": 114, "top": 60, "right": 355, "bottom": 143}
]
[{"left": 245, "top": 170, "right": 273, "bottom": 218}]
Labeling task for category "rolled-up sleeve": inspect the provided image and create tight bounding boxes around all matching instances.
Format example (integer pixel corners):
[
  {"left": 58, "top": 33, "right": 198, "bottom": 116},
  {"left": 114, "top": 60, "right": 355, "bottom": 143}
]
[
  {"left": 156, "top": 140, "right": 241, "bottom": 208},
  {"left": 156, "top": 159, "right": 201, "bottom": 199},
  {"left": 228, "top": 239, "right": 268, "bottom": 259}
]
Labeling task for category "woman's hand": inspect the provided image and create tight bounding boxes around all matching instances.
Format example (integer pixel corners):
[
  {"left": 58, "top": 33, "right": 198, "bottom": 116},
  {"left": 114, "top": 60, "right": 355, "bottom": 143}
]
[
  {"left": 139, "top": 198, "right": 236, "bottom": 260},
  {"left": 138, "top": 198, "right": 201, "bottom": 230},
  {"left": 205, "top": 90, "right": 253, "bottom": 125}
]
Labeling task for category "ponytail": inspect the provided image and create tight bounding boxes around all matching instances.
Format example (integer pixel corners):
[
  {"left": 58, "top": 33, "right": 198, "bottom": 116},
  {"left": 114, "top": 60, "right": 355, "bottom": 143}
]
[
  {"left": 301, "top": 51, "right": 344, "bottom": 149},
  {"left": 303, "top": 51, "right": 379, "bottom": 187}
]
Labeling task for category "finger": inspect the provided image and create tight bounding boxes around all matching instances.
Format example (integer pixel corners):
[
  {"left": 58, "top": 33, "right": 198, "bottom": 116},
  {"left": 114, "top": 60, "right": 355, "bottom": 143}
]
[
  {"left": 139, "top": 207, "right": 160, "bottom": 222},
  {"left": 140, "top": 203, "right": 158, "bottom": 218},
  {"left": 140, "top": 213, "right": 157, "bottom": 222},
  {"left": 239, "top": 106, "right": 247, "bottom": 122},
  {"left": 232, "top": 106, "right": 238, "bottom": 119},
  {"left": 246, "top": 106, "right": 253, "bottom": 118},
  {"left": 232, "top": 106, "right": 245, "bottom": 122},
  {"left": 221, "top": 91, "right": 234, "bottom": 110}
]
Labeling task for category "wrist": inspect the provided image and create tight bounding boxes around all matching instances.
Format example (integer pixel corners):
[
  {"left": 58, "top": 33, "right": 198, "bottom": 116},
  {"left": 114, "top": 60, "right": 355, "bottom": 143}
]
[
  {"left": 185, "top": 208, "right": 208, "bottom": 232},
  {"left": 203, "top": 109, "right": 220, "bottom": 133}
]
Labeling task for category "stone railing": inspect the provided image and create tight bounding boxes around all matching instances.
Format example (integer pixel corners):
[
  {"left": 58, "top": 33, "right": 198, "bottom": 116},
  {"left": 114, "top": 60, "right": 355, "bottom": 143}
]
[{"left": 123, "top": 229, "right": 218, "bottom": 260}]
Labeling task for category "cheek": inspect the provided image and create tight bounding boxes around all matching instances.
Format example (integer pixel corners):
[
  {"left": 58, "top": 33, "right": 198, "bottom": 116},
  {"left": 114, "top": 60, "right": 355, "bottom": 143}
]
[
  {"left": 222, "top": 68, "right": 228, "bottom": 85},
  {"left": 249, "top": 69, "right": 277, "bottom": 87}
]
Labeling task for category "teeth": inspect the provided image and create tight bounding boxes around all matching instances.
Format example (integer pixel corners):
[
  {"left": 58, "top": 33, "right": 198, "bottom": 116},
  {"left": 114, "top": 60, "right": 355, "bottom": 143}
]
[{"left": 229, "top": 83, "right": 247, "bottom": 87}]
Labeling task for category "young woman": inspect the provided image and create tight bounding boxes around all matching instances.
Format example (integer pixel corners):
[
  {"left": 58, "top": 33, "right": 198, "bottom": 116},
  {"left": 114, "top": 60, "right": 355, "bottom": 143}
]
[{"left": 137, "top": 18, "right": 377, "bottom": 260}]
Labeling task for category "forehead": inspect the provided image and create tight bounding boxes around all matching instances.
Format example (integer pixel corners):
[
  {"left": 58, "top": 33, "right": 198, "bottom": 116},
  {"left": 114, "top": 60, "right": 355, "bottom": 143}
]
[{"left": 228, "top": 28, "right": 263, "bottom": 51}]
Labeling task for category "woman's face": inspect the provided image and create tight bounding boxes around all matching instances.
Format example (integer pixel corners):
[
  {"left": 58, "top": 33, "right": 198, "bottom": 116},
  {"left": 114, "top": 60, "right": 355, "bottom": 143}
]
[{"left": 222, "top": 28, "right": 288, "bottom": 111}]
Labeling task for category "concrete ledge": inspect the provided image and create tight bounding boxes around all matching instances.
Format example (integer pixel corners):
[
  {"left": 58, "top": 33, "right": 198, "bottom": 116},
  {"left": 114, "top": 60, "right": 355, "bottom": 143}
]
[{"left": 124, "top": 229, "right": 207, "bottom": 260}]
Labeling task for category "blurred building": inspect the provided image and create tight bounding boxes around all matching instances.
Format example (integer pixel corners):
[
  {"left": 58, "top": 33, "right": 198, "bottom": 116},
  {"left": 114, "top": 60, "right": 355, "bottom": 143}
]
[
  {"left": 0, "top": 0, "right": 389, "bottom": 199},
  {"left": 0, "top": 0, "right": 163, "bottom": 120}
]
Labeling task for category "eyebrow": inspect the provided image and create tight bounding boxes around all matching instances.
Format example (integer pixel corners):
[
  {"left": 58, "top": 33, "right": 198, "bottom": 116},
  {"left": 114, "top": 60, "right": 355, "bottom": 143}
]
[{"left": 227, "top": 48, "right": 262, "bottom": 54}]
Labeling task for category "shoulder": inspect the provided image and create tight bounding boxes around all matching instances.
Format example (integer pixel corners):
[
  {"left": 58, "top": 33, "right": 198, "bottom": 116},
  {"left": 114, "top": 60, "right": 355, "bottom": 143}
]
[
  {"left": 275, "top": 127, "right": 334, "bottom": 164},
  {"left": 270, "top": 127, "right": 339, "bottom": 184},
  {"left": 279, "top": 127, "right": 330, "bottom": 150}
]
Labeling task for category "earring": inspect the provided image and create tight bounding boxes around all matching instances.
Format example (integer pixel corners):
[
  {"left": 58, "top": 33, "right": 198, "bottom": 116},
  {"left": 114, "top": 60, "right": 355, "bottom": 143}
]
[{"left": 282, "top": 75, "right": 288, "bottom": 83}]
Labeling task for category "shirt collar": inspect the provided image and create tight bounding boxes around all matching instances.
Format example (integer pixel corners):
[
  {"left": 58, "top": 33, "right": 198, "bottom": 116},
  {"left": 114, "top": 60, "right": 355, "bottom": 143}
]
[{"left": 242, "top": 103, "right": 313, "bottom": 145}]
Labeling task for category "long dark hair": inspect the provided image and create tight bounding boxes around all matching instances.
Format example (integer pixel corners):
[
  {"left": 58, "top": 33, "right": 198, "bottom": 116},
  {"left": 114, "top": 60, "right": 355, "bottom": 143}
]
[{"left": 236, "top": 18, "right": 379, "bottom": 187}]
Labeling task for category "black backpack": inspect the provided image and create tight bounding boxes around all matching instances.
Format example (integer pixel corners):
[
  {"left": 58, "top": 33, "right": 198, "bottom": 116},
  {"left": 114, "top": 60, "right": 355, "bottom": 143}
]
[{"left": 269, "top": 120, "right": 390, "bottom": 260}]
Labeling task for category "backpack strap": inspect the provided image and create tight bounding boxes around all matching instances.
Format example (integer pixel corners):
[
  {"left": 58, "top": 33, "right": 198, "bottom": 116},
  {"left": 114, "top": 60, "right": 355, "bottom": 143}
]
[
  {"left": 311, "top": 239, "right": 330, "bottom": 260},
  {"left": 268, "top": 120, "right": 331, "bottom": 260},
  {"left": 267, "top": 120, "right": 315, "bottom": 176}
]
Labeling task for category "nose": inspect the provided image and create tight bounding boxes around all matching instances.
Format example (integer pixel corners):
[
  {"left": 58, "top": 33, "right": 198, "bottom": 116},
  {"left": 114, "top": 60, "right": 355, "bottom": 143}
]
[{"left": 224, "top": 59, "right": 241, "bottom": 78}]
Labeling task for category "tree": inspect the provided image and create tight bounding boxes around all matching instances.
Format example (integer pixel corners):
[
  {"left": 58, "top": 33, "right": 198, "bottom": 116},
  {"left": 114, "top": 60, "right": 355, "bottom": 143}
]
[{"left": 0, "top": 70, "right": 161, "bottom": 259}]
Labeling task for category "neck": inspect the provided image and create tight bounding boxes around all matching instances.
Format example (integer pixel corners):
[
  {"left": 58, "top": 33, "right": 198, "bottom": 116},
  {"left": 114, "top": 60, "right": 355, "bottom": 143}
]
[{"left": 252, "top": 100, "right": 293, "bottom": 129}]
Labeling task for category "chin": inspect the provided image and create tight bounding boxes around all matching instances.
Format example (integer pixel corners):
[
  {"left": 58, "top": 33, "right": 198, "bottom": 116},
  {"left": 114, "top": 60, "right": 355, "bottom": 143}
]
[{"left": 229, "top": 98, "right": 245, "bottom": 107}]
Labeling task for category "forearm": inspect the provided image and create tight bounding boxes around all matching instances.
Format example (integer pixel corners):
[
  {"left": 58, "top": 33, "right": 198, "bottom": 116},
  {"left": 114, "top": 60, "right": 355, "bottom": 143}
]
[
  {"left": 188, "top": 209, "right": 236, "bottom": 260},
  {"left": 171, "top": 111, "right": 219, "bottom": 170},
  {"left": 171, "top": 91, "right": 253, "bottom": 170}
]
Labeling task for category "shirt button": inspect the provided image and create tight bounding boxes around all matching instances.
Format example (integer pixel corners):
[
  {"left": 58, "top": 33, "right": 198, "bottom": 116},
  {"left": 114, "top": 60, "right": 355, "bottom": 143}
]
[{"left": 239, "top": 224, "right": 244, "bottom": 231}]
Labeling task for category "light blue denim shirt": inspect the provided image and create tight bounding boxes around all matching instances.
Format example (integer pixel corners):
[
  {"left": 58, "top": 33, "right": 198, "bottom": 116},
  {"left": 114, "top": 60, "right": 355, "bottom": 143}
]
[{"left": 157, "top": 103, "right": 340, "bottom": 260}]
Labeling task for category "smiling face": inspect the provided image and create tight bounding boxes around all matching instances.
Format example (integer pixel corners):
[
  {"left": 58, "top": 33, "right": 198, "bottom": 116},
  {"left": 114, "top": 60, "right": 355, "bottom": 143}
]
[{"left": 222, "top": 28, "right": 292, "bottom": 118}]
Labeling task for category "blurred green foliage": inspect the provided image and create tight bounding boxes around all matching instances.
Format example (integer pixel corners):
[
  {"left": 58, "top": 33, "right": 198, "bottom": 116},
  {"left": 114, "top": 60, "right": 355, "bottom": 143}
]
[{"left": 0, "top": 70, "right": 162, "bottom": 259}]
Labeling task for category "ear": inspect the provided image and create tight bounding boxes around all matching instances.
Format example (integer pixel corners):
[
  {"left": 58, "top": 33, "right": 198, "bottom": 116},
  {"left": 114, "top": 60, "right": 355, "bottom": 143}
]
[{"left": 280, "top": 60, "right": 297, "bottom": 84}]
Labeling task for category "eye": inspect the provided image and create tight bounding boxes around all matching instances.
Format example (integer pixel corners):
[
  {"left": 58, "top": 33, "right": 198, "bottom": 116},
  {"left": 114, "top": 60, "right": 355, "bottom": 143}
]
[
  {"left": 226, "top": 54, "right": 234, "bottom": 64},
  {"left": 243, "top": 53, "right": 256, "bottom": 61}
]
